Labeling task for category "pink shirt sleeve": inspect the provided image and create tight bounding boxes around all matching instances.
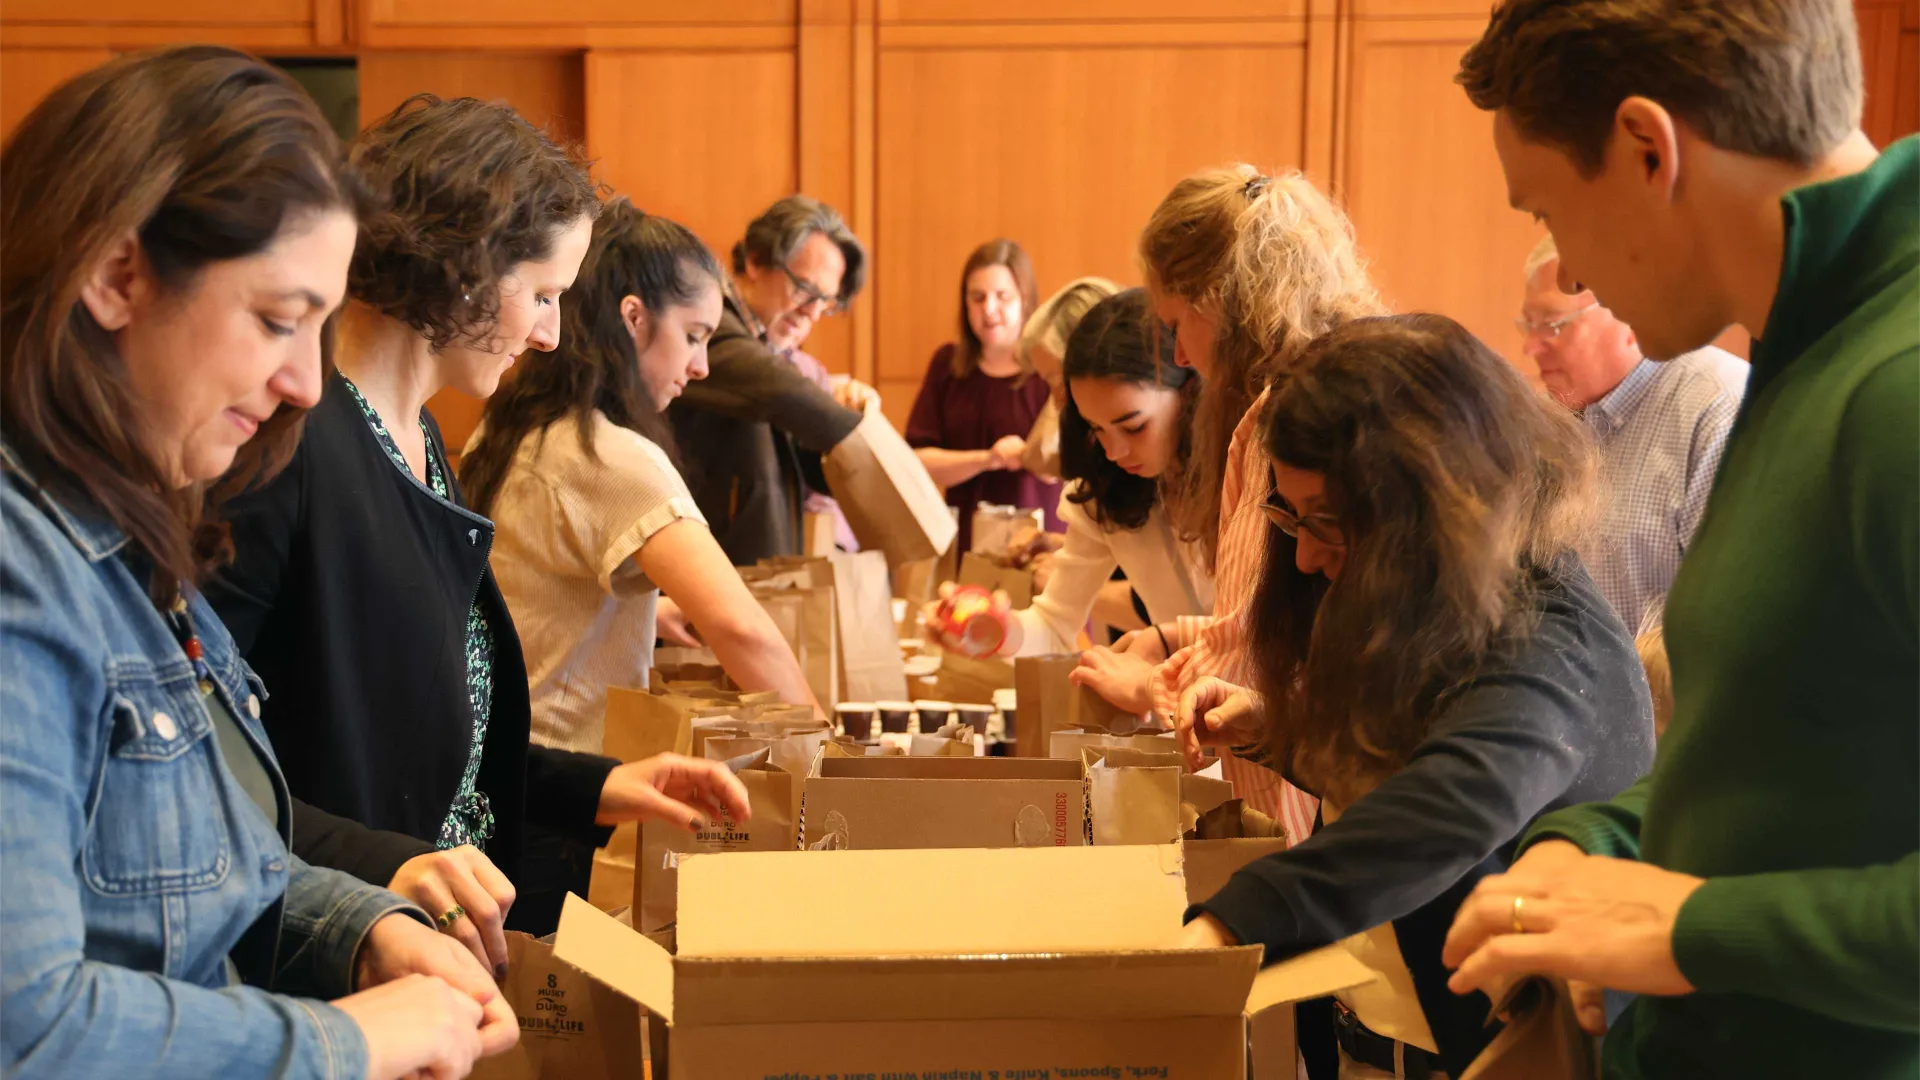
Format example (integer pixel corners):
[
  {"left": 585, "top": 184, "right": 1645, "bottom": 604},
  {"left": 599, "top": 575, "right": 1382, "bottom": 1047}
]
[{"left": 1151, "top": 390, "right": 1321, "bottom": 843}]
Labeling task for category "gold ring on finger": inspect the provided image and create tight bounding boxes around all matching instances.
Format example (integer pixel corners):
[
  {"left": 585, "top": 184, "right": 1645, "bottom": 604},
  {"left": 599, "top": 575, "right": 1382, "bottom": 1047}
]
[
  {"left": 1510, "top": 894, "right": 1526, "bottom": 935},
  {"left": 437, "top": 905, "right": 467, "bottom": 931}
]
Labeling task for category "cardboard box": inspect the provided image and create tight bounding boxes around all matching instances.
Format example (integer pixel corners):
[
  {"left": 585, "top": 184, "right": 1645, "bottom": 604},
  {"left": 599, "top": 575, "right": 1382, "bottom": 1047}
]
[
  {"left": 801, "top": 754, "right": 1088, "bottom": 849},
  {"left": 552, "top": 845, "right": 1378, "bottom": 1079}
]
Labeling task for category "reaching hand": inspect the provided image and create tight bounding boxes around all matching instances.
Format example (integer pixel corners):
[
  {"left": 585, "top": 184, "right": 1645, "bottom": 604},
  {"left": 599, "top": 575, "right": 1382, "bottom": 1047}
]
[
  {"left": 345, "top": 911, "right": 518, "bottom": 1077},
  {"left": 1068, "top": 645, "right": 1155, "bottom": 716},
  {"left": 1442, "top": 840, "right": 1701, "bottom": 1036},
  {"left": 989, "top": 434, "right": 1027, "bottom": 470},
  {"left": 1174, "top": 676, "right": 1265, "bottom": 771},
  {"left": 654, "top": 595, "right": 703, "bottom": 648},
  {"left": 1114, "top": 626, "right": 1170, "bottom": 666},
  {"left": 1003, "top": 525, "right": 1062, "bottom": 567},
  {"left": 597, "top": 752, "right": 753, "bottom": 829},
  {"left": 833, "top": 378, "right": 880, "bottom": 413},
  {"left": 387, "top": 846, "right": 517, "bottom": 976}
]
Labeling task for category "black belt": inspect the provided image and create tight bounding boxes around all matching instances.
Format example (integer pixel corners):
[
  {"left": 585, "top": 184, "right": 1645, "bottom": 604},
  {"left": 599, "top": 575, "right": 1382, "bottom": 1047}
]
[{"left": 1332, "top": 1002, "right": 1443, "bottom": 1079}]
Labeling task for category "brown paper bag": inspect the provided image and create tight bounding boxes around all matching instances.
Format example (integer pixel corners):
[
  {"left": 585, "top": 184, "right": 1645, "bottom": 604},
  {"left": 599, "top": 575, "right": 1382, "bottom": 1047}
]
[
  {"left": 1460, "top": 978, "right": 1599, "bottom": 1080},
  {"left": 1021, "top": 398, "right": 1062, "bottom": 481},
  {"left": 823, "top": 410, "right": 957, "bottom": 564},
  {"left": 802, "top": 511, "right": 839, "bottom": 556},
  {"left": 828, "top": 550, "right": 908, "bottom": 702},
  {"left": 935, "top": 652, "right": 1016, "bottom": 705},
  {"left": 1088, "top": 759, "right": 1183, "bottom": 845},
  {"left": 1013, "top": 653, "right": 1080, "bottom": 756},
  {"left": 636, "top": 750, "right": 799, "bottom": 932},
  {"left": 1046, "top": 727, "right": 1182, "bottom": 761},
  {"left": 957, "top": 550, "right": 1035, "bottom": 609},
  {"left": 893, "top": 555, "right": 939, "bottom": 610},
  {"left": 751, "top": 583, "right": 839, "bottom": 705},
  {"left": 467, "top": 932, "right": 644, "bottom": 1080},
  {"left": 592, "top": 686, "right": 717, "bottom": 909}
]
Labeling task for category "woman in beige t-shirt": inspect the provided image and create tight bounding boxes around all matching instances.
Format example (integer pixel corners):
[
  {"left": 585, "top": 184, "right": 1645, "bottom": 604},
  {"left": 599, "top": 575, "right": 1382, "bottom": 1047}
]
[{"left": 462, "top": 200, "right": 819, "bottom": 754}]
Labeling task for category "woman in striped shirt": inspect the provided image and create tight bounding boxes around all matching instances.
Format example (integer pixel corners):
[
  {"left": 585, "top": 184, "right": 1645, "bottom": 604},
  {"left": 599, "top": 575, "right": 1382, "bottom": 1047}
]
[{"left": 1070, "top": 165, "right": 1385, "bottom": 842}]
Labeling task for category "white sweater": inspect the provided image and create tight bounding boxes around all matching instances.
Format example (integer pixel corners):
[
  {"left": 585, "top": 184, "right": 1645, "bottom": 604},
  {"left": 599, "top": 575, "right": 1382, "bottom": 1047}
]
[{"left": 1001, "top": 484, "right": 1215, "bottom": 657}]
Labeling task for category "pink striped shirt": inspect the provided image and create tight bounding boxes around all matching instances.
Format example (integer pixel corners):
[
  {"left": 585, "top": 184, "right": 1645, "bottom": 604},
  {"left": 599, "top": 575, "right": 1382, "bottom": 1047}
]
[{"left": 1154, "top": 392, "right": 1321, "bottom": 845}]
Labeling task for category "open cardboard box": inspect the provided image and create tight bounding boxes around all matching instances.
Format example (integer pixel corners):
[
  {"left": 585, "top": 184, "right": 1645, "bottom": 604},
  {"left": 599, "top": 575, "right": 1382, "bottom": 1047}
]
[
  {"left": 553, "top": 845, "right": 1377, "bottom": 1078},
  {"left": 801, "top": 753, "right": 1088, "bottom": 849}
]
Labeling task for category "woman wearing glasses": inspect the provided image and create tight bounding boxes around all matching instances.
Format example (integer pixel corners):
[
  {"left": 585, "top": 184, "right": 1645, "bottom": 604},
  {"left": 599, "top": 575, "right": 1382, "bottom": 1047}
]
[
  {"left": 905, "top": 239, "right": 1058, "bottom": 554},
  {"left": 1173, "top": 314, "right": 1655, "bottom": 1078}
]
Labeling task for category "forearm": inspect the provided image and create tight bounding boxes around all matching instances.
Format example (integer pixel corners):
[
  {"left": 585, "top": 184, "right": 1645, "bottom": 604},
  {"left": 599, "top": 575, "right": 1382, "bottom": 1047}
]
[
  {"left": 289, "top": 798, "right": 434, "bottom": 893},
  {"left": 704, "top": 609, "right": 823, "bottom": 713},
  {"left": 1674, "top": 853, "right": 1920, "bottom": 1031},
  {"left": 1520, "top": 774, "right": 1650, "bottom": 860},
  {"left": 914, "top": 446, "right": 996, "bottom": 488},
  {"left": 1090, "top": 580, "right": 1147, "bottom": 633},
  {"left": 3, "top": 959, "right": 368, "bottom": 1080},
  {"left": 273, "top": 860, "right": 427, "bottom": 999},
  {"left": 1200, "top": 686, "right": 1587, "bottom": 960}
]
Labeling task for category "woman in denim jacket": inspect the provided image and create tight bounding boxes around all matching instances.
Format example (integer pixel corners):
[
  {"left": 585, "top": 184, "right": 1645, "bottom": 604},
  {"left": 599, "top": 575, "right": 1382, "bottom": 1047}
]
[{"left": 0, "top": 47, "right": 516, "bottom": 1079}]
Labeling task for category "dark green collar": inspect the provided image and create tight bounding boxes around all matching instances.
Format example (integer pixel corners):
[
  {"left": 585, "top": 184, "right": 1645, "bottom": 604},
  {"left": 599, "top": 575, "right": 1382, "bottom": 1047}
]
[{"left": 1751, "top": 136, "right": 1919, "bottom": 387}]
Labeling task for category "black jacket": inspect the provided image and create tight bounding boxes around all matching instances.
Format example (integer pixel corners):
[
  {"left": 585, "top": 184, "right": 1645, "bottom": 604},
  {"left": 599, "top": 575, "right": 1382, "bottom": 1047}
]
[
  {"left": 206, "top": 376, "right": 616, "bottom": 892},
  {"left": 1192, "top": 558, "right": 1655, "bottom": 1075},
  {"left": 668, "top": 294, "right": 862, "bottom": 565}
]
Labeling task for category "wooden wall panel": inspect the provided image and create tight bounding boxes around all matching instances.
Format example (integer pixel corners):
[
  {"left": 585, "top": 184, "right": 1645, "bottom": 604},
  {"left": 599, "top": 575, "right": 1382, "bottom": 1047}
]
[
  {"left": 0, "top": 47, "right": 111, "bottom": 138},
  {"left": 0, "top": 0, "right": 334, "bottom": 49},
  {"left": 357, "top": 52, "right": 586, "bottom": 139},
  {"left": 1859, "top": 0, "right": 1919, "bottom": 147},
  {"left": 872, "top": 40, "right": 1311, "bottom": 426},
  {"left": 359, "top": 0, "right": 795, "bottom": 49},
  {"left": 584, "top": 50, "right": 797, "bottom": 266},
  {"left": 1336, "top": 14, "right": 1542, "bottom": 375},
  {"left": 357, "top": 53, "right": 589, "bottom": 452}
]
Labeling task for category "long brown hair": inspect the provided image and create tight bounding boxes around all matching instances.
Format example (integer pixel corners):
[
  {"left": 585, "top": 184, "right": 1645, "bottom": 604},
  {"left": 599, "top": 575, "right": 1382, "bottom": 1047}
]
[
  {"left": 1139, "top": 166, "right": 1384, "bottom": 572},
  {"left": 952, "top": 239, "right": 1040, "bottom": 378},
  {"left": 462, "top": 199, "right": 723, "bottom": 517},
  {"left": 1248, "top": 314, "right": 1597, "bottom": 806},
  {"left": 1, "top": 45, "right": 363, "bottom": 598}
]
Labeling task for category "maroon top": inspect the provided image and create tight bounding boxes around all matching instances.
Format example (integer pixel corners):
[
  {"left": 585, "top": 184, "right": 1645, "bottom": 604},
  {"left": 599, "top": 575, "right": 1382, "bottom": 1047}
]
[{"left": 904, "top": 343, "right": 1063, "bottom": 553}]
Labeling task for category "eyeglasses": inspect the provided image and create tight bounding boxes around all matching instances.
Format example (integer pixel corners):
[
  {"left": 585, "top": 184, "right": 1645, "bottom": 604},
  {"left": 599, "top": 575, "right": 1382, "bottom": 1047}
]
[
  {"left": 779, "top": 262, "right": 846, "bottom": 317},
  {"left": 1515, "top": 301, "right": 1598, "bottom": 340},
  {"left": 1260, "top": 496, "right": 1345, "bottom": 547}
]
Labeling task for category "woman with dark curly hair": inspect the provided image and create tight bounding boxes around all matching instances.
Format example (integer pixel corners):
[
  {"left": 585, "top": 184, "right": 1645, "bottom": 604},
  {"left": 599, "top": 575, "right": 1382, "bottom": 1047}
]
[
  {"left": 924, "top": 289, "right": 1212, "bottom": 657},
  {"left": 205, "top": 97, "right": 748, "bottom": 964},
  {"left": 1172, "top": 314, "right": 1654, "bottom": 1077}
]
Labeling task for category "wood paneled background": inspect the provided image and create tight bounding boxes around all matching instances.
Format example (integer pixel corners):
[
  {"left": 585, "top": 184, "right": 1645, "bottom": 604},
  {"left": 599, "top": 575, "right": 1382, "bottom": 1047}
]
[{"left": 3, "top": 0, "right": 1913, "bottom": 441}]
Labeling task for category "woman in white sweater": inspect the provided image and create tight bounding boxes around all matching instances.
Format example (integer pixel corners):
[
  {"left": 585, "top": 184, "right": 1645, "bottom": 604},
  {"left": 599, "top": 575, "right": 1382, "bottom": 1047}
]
[{"left": 932, "top": 288, "right": 1215, "bottom": 657}]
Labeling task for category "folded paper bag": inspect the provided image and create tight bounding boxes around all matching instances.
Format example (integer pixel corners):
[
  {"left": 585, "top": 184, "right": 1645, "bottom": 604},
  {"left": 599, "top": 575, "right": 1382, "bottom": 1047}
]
[
  {"left": 466, "top": 931, "right": 644, "bottom": 1080},
  {"left": 1459, "top": 977, "right": 1599, "bottom": 1080}
]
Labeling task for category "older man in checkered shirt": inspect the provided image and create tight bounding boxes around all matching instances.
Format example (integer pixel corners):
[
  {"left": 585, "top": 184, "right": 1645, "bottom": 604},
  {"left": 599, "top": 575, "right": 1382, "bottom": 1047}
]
[{"left": 1519, "top": 235, "right": 1749, "bottom": 632}]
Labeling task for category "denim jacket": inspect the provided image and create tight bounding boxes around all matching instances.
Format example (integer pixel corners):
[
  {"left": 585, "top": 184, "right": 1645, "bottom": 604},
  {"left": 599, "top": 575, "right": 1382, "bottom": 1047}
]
[{"left": 0, "top": 444, "right": 426, "bottom": 1079}]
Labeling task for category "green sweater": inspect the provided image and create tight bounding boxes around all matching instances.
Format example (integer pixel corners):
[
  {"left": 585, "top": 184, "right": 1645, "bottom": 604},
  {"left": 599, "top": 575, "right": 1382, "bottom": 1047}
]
[{"left": 1524, "top": 137, "right": 1919, "bottom": 1078}]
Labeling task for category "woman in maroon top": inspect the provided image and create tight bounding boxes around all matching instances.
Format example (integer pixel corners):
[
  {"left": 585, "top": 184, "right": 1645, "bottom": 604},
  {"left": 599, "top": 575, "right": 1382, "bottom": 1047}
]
[{"left": 905, "top": 238, "right": 1060, "bottom": 552}]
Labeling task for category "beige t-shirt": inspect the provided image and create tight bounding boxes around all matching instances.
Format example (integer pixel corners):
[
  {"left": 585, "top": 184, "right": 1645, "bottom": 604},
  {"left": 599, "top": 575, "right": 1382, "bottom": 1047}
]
[{"left": 476, "top": 413, "right": 706, "bottom": 754}]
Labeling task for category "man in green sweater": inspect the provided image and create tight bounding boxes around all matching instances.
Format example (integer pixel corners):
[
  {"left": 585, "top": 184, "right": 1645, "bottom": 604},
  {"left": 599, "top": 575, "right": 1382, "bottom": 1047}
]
[{"left": 1442, "top": 1, "right": 1918, "bottom": 1076}]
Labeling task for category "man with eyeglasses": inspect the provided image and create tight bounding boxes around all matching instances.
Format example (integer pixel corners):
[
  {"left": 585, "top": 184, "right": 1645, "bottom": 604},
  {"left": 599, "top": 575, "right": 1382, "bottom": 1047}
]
[
  {"left": 1518, "top": 233, "right": 1746, "bottom": 631},
  {"left": 669, "top": 195, "right": 877, "bottom": 565}
]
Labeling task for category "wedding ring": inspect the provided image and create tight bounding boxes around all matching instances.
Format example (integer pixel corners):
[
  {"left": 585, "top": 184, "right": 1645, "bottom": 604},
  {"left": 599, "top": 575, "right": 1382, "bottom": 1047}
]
[
  {"left": 1510, "top": 895, "right": 1527, "bottom": 935},
  {"left": 436, "top": 905, "right": 467, "bottom": 931}
]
